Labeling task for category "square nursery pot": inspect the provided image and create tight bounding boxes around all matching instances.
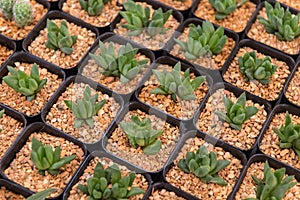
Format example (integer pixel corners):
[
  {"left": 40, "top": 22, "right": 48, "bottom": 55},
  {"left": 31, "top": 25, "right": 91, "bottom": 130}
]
[
  {"left": 0, "top": 104, "right": 26, "bottom": 161},
  {"left": 222, "top": 39, "right": 295, "bottom": 106},
  {"left": 0, "top": 0, "right": 50, "bottom": 41},
  {"left": 244, "top": 0, "right": 300, "bottom": 59},
  {"left": 59, "top": 0, "right": 122, "bottom": 31},
  {"left": 135, "top": 56, "right": 213, "bottom": 121},
  {"left": 103, "top": 101, "right": 183, "bottom": 173},
  {"left": 257, "top": 104, "right": 300, "bottom": 172},
  {"left": 63, "top": 152, "right": 152, "bottom": 200},
  {"left": 78, "top": 32, "right": 155, "bottom": 100},
  {"left": 0, "top": 122, "right": 87, "bottom": 199},
  {"left": 283, "top": 59, "right": 300, "bottom": 107},
  {"left": 165, "top": 18, "right": 239, "bottom": 73},
  {"left": 232, "top": 154, "right": 300, "bottom": 199},
  {"left": 0, "top": 52, "right": 65, "bottom": 119},
  {"left": 191, "top": 0, "right": 260, "bottom": 35},
  {"left": 0, "top": 34, "right": 16, "bottom": 66},
  {"left": 23, "top": 10, "right": 99, "bottom": 75},
  {"left": 163, "top": 130, "right": 247, "bottom": 199},
  {"left": 112, "top": 0, "right": 183, "bottom": 54},
  {"left": 193, "top": 82, "right": 272, "bottom": 156},
  {"left": 42, "top": 75, "right": 124, "bottom": 144},
  {"left": 0, "top": 179, "right": 31, "bottom": 199}
]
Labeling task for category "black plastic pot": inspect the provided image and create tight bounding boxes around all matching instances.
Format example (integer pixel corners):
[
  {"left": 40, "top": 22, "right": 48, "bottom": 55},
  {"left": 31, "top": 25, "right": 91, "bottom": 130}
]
[
  {"left": 164, "top": 17, "right": 239, "bottom": 74},
  {"left": 231, "top": 154, "right": 300, "bottom": 199},
  {"left": 0, "top": 122, "right": 87, "bottom": 199},
  {"left": 222, "top": 39, "right": 295, "bottom": 107},
  {"left": 0, "top": 52, "right": 66, "bottom": 121},
  {"left": 62, "top": 151, "right": 152, "bottom": 199},
  {"left": 22, "top": 10, "right": 99, "bottom": 77},
  {"left": 0, "top": 179, "right": 31, "bottom": 198},
  {"left": 163, "top": 130, "right": 247, "bottom": 200}
]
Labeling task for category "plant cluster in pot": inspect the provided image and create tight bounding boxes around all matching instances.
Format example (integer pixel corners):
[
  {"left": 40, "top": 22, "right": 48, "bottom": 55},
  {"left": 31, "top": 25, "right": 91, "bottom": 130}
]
[
  {"left": 64, "top": 153, "right": 150, "bottom": 200},
  {"left": 164, "top": 131, "right": 246, "bottom": 199},
  {"left": 0, "top": 52, "right": 64, "bottom": 117},
  {"left": 136, "top": 56, "right": 210, "bottom": 121},
  {"left": 285, "top": 62, "right": 300, "bottom": 106},
  {"left": 79, "top": 33, "right": 154, "bottom": 96},
  {"left": 192, "top": 0, "right": 258, "bottom": 34},
  {"left": 113, "top": 0, "right": 182, "bottom": 51},
  {"left": 223, "top": 39, "right": 294, "bottom": 105},
  {"left": 246, "top": 1, "right": 300, "bottom": 56},
  {"left": 167, "top": 18, "right": 238, "bottom": 71},
  {"left": 0, "top": 0, "right": 48, "bottom": 40},
  {"left": 195, "top": 83, "right": 271, "bottom": 152},
  {"left": 43, "top": 75, "right": 122, "bottom": 144},
  {"left": 0, "top": 122, "right": 86, "bottom": 198},
  {"left": 105, "top": 102, "right": 181, "bottom": 172},
  {"left": 270, "top": 0, "right": 300, "bottom": 10}
]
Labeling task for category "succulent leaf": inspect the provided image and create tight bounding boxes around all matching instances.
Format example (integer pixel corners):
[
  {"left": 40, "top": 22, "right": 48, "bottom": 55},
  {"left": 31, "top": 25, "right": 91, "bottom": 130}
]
[
  {"left": 13, "top": 0, "right": 33, "bottom": 28},
  {"left": 79, "top": 0, "right": 110, "bottom": 16},
  {"left": 0, "top": 0, "right": 14, "bottom": 19},
  {"left": 26, "top": 188, "right": 57, "bottom": 200},
  {"left": 209, "top": 0, "right": 248, "bottom": 20}
]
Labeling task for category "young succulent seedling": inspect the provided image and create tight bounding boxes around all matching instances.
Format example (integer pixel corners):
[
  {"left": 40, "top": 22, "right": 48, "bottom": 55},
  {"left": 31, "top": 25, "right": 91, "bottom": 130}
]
[
  {"left": 0, "top": 0, "right": 14, "bottom": 19},
  {"left": 273, "top": 111, "right": 300, "bottom": 159},
  {"left": 174, "top": 22, "right": 227, "bottom": 60},
  {"left": 26, "top": 188, "right": 57, "bottom": 200},
  {"left": 244, "top": 161, "right": 297, "bottom": 200},
  {"left": 13, "top": 0, "right": 33, "bottom": 28},
  {"left": 215, "top": 92, "right": 258, "bottom": 130},
  {"left": 151, "top": 62, "right": 205, "bottom": 102},
  {"left": 79, "top": 0, "right": 110, "bottom": 16},
  {"left": 238, "top": 51, "right": 277, "bottom": 85},
  {"left": 3, "top": 63, "right": 48, "bottom": 102},
  {"left": 64, "top": 85, "right": 106, "bottom": 128},
  {"left": 77, "top": 162, "right": 144, "bottom": 199},
  {"left": 120, "top": 115, "right": 163, "bottom": 155},
  {"left": 45, "top": 19, "right": 78, "bottom": 55},
  {"left": 209, "top": 0, "right": 248, "bottom": 20},
  {"left": 177, "top": 145, "right": 230, "bottom": 186},
  {"left": 120, "top": 0, "right": 172, "bottom": 36},
  {"left": 89, "top": 41, "right": 149, "bottom": 83},
  {"left": 258, "top": 2, "right": 300, "bottom": 41},
  {"left": 30, "top": 137, "right": 76, "bottom": 176}
]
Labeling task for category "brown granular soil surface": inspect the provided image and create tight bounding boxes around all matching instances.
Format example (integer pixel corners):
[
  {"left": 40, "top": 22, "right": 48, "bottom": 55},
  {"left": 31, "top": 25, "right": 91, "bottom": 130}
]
[
  {"left": 0, "top": 113, "right": 24, "bottom": 159},
  {"left": 156, "top": 0, "right": 193, "bottom": 10},
  {"left": 0, "top": 0, "right": 47, "bottom": 40},
  {"left": 197, "top": 89, "right": 267, "bottom": 150},
  {"left": 62, "top": 0, "right": 122, "bottom": 27},
  {"left": 285, "top": 65, "right": 300, "bottom": 106},
  {"left": 3, "top": 132, "right": 85, "bottom": 198},
  {"left": 45, "top": 82, "right": 120, "bottom": 144},
  {"left": 235, "top": 162, "right": 300, "bottom": 200},
  {"left": 68, "top": 157, "right": 149, "bottom": 200},
  {"left": 277, "top": 0, "right": 300, "bottom": 10},
  {"left": 193, "top": 0, "right": 257, "bottom": 33},
  {"left": 0, "top": 45, "right": 13, "bottom": 65},
  {"left": 260, "top": 112, "right": 300, "bottom": 170},
  {"left": 0, "top": 186, "right": 25, "bottom": 199},
  {"left": 106, "top": 109, "right": 180, "bottom": 172},
  {"left": 0, "top": 62, "right": 62, "bottom": 116},
  {"left": 166, "top": 137, "right": 243, "bottom": 199},
  {"left": 247, "top": 8, "right": 300, "bottom": 55},
  {"left": 223, "top": 47, "right": 290, "bottom": 101},
  {"left": 148, "top": 188, "right": 185, "bottom": 200},
  {"left": 170, "top": 26, "right": 236, "bottom": 70},
  {"left": 138, "top": 64, "right": 209, "bottom": 120},
  {"left": 28, "top": 19, "right": 96, "bottom": 69}
]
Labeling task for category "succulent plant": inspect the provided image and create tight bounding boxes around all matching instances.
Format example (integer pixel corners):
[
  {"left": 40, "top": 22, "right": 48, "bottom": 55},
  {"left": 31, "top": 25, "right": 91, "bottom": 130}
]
[
  {"left": 3, "top": 63, "right": 47, "bottom": 102},
  {"left": 64, "top": 85, "right": 106, "bottom": 128},
  {"left": 77, "top": 162, "right": 144, "bottom": 200},
  {"left": 244, "top": 161, "right": 297, "bottom": 200},
  {"left": 258, "top": 2, "right": 300, "bottom": 41},
  {"left": 30, "top": 137, "right": 76, "bottom": 176},
  {"left": 273, "top": 111, "right": 300, "bottom": 159},
  {"left": 120, "top": 115, "right": 164, "bottom": 155},
  {"left": 209, "top": 0, "right": 248, "bottom": 20},
  {"left": 120, "top": 0, "right": 172, "bottom": 36},
  {"left": 45, "top": 19, "right": 78, "bottom": 55},
  {"left": 174, "top": 22, "right": 227, "bottom": 60},
  {"left": 79, "top": 0, "right": 110, "bottom": 16},
  {"left": 0, "top": 0, "right": 14, "bottom": 20},
  {"left": 215, "top": 92, "right": 258, "bottom": 130},
  {"left": 238, "top": 51, "right": 277, "bottom": 85},
  {"left": 151, "top": 62, "right": 205, "bottom": 102},
  {"left": 13, "top": 0, "right": 33, "bottom": 28},
  {"left": 177, "top": 145, "right": 230, "bottom": 186},
  {"left": 26, "top": 188, "right": 57, "bottom": 200},
  {"left": 89, "top": 41, "right": 148, "bottom": 83}
]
